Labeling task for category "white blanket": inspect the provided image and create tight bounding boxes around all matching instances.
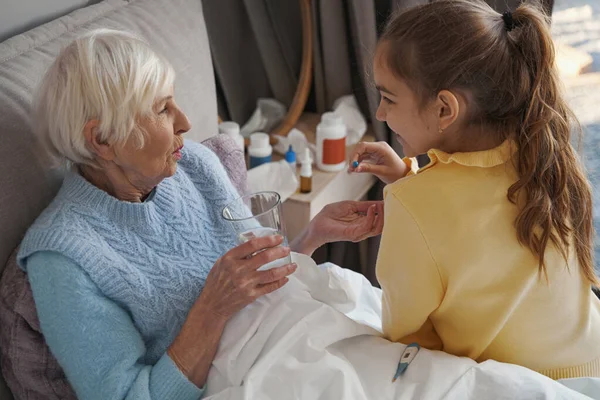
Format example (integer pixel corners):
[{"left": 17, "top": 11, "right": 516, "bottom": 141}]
[{"left": 205, "top": 253, "right": 600, "bottom": 399}]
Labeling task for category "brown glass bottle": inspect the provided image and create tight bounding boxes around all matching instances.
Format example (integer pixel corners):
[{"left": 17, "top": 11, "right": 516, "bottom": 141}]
[
  {"left": 300, "top": 175, "right": 312, "bottom": 193},
  {"left": 300, "top": 148, "right": 312, "bottom": 194}
]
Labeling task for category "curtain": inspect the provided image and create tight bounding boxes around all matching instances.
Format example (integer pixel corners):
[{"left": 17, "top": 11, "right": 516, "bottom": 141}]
[{"left": 202, "top": 0, "right": 303, "bottom": 123}]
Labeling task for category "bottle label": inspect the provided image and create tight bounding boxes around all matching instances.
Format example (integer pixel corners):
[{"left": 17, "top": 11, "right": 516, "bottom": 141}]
[
  {"left": 249, "top": 155, "right": 272, "bottom": 169},
  {"left": 322, "top": 137, "right": 346, "bottom": 165}
]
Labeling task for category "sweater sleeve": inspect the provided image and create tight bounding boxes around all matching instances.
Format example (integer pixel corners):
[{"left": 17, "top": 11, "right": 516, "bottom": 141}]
[
  {"left": 26, "top": 251, "right": 205, "bottom": 400},
  {"left": 376, "top": 190, "right": 445, "bottom": 346}
]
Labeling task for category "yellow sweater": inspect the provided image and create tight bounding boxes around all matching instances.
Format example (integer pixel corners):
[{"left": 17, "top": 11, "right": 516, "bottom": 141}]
[{"left": 376, "top": 140, "right": 600, "bottom": 380}]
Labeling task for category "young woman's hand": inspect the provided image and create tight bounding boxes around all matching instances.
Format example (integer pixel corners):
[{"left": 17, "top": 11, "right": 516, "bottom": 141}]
[
  {"left": 311, "top": 201, "right": 384, "bottom": 243},
  {"left": 291, "top": 201, "right": 384, "bottom": 256},
  {"left": 348, "top": 141, "right": 408, "bottom": 184}
]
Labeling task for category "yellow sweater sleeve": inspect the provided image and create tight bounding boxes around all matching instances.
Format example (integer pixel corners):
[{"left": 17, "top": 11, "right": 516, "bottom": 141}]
[{"left": 376, "top": 189, "right": 445, "bottom": 346}]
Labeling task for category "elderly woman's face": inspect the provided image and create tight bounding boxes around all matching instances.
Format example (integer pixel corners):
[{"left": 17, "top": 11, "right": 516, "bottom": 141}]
[{"left": 115, "top": 87, "right": 191, "bottom": 182}]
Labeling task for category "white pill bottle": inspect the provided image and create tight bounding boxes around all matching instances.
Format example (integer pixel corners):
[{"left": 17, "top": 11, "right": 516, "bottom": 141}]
[{"left": 316, "top": 112, "right": 347, "bottom": 172}]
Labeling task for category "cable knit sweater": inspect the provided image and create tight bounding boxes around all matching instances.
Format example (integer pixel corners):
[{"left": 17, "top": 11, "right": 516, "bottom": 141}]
[{"left": 17, "top": 140, "right": 241, "bottom": 400}]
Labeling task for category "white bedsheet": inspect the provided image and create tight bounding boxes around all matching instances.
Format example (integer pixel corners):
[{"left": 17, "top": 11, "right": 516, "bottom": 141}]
[{"left": 204, "top": 253, "right": 600, "bottom": 399}]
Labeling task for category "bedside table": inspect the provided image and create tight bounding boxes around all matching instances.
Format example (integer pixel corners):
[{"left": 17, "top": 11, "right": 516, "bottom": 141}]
[{"left": 279, "top": 113, "right": 377, "bottom": 241}]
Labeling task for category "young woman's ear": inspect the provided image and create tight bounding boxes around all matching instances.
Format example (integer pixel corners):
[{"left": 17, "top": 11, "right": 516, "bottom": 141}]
[
  {"left": 436, "top": 90, "right": 460, "bottom": 133},
  {"left": 83, "top": 120, "right": 116, "bottom": 161}
]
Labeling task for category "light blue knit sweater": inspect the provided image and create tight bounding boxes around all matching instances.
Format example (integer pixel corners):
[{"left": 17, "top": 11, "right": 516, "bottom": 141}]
[{"left": 18, "top": 140, "right": 241, "bottom": 400}]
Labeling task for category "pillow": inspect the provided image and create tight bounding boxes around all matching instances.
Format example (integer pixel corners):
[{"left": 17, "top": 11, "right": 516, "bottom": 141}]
[
  {"left": 0, "top": 249, "right": 76, "bottom": 400},
  {"left": 202, "top": 134, "right": 248, "bottom": 197}
]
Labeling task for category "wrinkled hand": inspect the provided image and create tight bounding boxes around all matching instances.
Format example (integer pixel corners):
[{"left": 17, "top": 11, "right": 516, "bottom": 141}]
[
  {"left": 309, "top": 201, "right": 384, "bottom": 247},
  {"left": 197, "top": 235, "right": 296, "bottom": 321},
  {"left": 348, "top": 141, "right": 408, "bottom": 184}
]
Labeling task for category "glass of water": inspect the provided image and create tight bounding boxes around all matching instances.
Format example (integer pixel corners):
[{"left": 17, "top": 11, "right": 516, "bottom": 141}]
[{"left": 222, "top": 191, "right": 291, "bottom": 271}]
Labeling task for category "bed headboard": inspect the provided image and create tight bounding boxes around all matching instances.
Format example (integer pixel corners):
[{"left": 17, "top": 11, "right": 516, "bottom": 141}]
[{"left": 0, "top": 0, "right": 103, "bottom": 42}]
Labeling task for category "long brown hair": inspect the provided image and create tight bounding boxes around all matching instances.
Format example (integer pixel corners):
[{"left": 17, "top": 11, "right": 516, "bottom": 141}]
[{"left": 381, "top": 0, "right": 598, "bottom": 286}]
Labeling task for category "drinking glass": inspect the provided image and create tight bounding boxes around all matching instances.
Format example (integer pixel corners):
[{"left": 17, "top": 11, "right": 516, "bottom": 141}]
[{"left": 222, "top": 191, "right": 291, "bottom": 271}]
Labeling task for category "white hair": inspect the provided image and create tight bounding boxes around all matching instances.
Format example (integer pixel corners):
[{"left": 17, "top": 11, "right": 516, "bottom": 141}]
[{"left": 32, "top": 29, "right": 175, "bottom": 167}]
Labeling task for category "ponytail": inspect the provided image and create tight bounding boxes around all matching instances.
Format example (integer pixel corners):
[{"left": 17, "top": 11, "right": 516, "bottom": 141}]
[{"left": 506, "top": 3, "right": 598, "bottom": 286}]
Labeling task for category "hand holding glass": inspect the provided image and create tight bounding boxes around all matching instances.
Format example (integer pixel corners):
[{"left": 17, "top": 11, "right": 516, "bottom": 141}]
[{"left": 222, "top": 191, "right": 292, "bottom": 271}]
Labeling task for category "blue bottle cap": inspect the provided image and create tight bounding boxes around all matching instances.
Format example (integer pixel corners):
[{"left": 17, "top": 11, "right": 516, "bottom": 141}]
[
  {"left": 352, "top": 161, "right": 359, "bottom": 168},
  {"left": 285, "top": 145, "right": 296, "bottom": 163}
]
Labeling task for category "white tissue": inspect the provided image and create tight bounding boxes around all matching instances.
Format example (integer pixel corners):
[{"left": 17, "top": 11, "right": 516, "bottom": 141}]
[
  {"left": 332, "top": 95, "right": 367, "bottom": 146},
  {"left": 240, "top": 98, "right": 287, "bottom": 137},
  {"left": 246, "top": 160, "right": 299, "bottom": 202},
  {"left": 273, "top": 128, "right": 316, "bottom": 165}
]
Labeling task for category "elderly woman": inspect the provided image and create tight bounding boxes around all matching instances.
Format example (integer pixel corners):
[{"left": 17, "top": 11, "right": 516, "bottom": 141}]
[{"left": 18, "top": 29, "right": 383, "bottom": 400}]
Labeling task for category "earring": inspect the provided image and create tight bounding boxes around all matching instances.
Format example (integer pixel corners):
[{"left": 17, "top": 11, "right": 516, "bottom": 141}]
[{"left": 439, "top": 127, "right": 444, "bottom": 134}]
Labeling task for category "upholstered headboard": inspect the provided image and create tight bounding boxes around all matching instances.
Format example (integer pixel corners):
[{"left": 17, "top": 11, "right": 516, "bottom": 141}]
[
  {"left": 0, "top": 1, "right": 218, "bottom": 397},
  {"left": 0, "top": 0, "right": 104, "bottom": 42}
]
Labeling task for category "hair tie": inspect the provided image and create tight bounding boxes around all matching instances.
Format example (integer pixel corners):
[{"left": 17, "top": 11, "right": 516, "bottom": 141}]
[{"left": 502, "top": 11, "right": 517, "bottom": 32}]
